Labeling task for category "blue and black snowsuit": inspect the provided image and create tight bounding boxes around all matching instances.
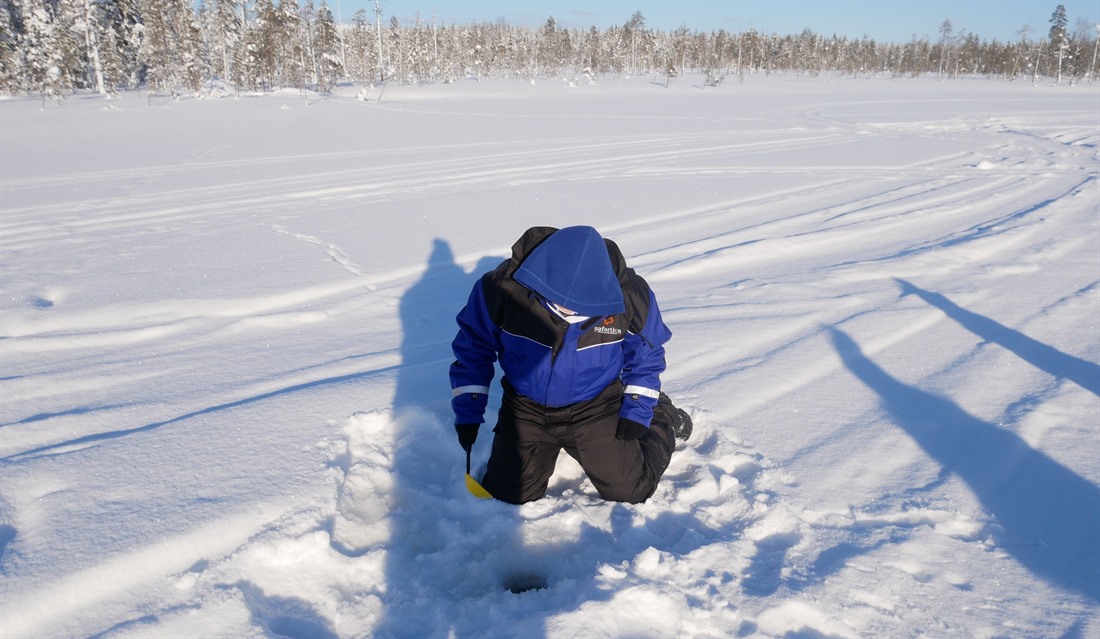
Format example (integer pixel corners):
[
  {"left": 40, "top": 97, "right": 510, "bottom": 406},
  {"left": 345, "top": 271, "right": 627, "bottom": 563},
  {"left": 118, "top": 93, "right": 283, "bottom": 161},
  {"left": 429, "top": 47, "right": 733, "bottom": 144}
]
[{"left": 450, "top": 226, "right": 677, "bottom": 504}]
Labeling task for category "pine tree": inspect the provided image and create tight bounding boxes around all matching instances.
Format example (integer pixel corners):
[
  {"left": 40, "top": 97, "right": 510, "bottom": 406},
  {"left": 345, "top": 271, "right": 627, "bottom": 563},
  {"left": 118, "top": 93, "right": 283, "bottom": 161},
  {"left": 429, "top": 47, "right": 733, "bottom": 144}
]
[
  {"left": 297, "top": 0, "right": 316, "bottom": 87},
  {"left": 0, "top": 0, "right": 22, "bottom": 93},
  {"left": 387, "top": 14, "right": 399, "bottom": 80},
  {"left": 314, "top": 1, "right": 341, "bottom": 91},
  {"left": 246, "top": 0, "right": 278, "bottom": 89},
  {"left": 275, "top": 0, "right": 303, "bottom": 88},
  {"left": 101, "top": 0, "right": 141, "bottom": 89},
  {"left": 95, "top": 12, "right": 124, "bottom": 93},
  {"left": 1048, "top": 4, "right": 1069, "bottom": 83},
  {"left": 138, "top": 0, "right": 183, "bottom": 92},
  {"left": 200, "top": 0, "right": 241, "bottom": 89},
  {"left": 347, "top": 7, "right": 373, "bottom": 82},
  {"left": 537, "top": 16, "right": 557, "bottom": 77},
  {"left": 17, "top": 0, "right": 68, "bottom": 101},
  {"left": 73, "top": 0, "right": 105, "bottom": 93},
  {"left": 51, "top": 0, "right": 84, "bottom": 92}
]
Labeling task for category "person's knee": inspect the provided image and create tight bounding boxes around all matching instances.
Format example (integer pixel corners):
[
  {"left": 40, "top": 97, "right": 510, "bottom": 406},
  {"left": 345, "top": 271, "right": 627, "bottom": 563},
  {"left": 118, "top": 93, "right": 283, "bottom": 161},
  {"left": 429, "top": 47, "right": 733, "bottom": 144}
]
[
  {"left": 481, "top": 467, "right": 550, "bottom": 504},
  {"left": 596, "top": 481, "right": 655, "bottom": 504},
  {"left": 490, "top": 487, "right": 544, "bottom": 504}
]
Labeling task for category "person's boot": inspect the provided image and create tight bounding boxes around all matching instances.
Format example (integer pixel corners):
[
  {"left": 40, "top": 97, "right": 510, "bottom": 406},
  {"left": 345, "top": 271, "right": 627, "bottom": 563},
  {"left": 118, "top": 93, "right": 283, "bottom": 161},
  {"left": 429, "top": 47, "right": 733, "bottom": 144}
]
[{"left": 656, "top": 392, "right": 693, "bottom": 441}]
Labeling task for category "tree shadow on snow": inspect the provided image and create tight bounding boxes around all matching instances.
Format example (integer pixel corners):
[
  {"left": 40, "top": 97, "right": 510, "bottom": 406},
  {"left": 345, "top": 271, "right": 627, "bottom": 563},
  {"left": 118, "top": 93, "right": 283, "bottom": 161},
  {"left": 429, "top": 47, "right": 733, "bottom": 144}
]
[
  {"left": 829, "top": 327, "right": 1100, "bottom": 602},
  {"left": 896, "top": 279, "right": 1099, "bottom": 397}
]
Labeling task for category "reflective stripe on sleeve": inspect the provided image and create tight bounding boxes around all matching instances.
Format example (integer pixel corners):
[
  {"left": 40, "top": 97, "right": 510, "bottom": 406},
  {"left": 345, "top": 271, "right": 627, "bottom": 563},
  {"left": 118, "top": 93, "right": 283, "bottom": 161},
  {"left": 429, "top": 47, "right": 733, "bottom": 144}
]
[
  {"left": 623, "top": 384, "right": 660, "bottom": 399},
  {"left": 452, "top": 385, "right": 491, "bottom": 397}
]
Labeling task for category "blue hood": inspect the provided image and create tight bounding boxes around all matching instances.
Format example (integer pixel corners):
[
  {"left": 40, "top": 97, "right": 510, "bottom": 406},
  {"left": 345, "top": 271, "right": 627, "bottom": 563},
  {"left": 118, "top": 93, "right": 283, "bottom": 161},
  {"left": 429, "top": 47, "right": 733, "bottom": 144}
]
[{"left": 513, "top": 226, "right": 626, "bottom": 317}]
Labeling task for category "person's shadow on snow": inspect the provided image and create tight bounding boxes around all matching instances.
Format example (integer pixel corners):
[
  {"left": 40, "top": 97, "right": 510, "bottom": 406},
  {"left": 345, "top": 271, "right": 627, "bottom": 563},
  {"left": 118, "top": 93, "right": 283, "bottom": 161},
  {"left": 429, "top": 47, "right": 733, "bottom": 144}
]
[
  {"left": 382, "top": 238, "right": 597, "bottom": 638},
  {"left": 379, "top": 238, "right": 737, "bottom": 637},
  {"left": 377, "top": 238, "right": 500, "bottom": 636},
  {"left": 383, "top": 238, "right": 609, "bottom": 637}
]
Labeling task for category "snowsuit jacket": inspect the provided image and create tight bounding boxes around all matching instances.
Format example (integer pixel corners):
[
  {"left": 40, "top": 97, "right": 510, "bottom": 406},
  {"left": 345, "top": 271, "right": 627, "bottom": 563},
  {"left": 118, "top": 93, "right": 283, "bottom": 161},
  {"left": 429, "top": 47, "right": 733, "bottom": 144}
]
[{"left": 450, "top": 226, "right": 672, "bottom": 430}]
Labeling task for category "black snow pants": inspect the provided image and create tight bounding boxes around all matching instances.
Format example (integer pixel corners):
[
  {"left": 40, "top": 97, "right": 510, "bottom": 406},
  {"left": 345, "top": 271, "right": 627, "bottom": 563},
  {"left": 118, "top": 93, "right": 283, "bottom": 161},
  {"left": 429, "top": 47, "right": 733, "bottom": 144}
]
[{"left": 480, "top": 379, "right": 677, "bottom": 504}]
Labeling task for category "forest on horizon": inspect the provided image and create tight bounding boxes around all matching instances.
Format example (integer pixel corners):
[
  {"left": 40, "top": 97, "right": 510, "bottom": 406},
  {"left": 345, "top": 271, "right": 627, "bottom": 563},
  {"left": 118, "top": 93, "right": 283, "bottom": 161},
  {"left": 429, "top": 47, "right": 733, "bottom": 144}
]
[{"left": 2, "top": 0, "right": 1097, "bottom": 99}]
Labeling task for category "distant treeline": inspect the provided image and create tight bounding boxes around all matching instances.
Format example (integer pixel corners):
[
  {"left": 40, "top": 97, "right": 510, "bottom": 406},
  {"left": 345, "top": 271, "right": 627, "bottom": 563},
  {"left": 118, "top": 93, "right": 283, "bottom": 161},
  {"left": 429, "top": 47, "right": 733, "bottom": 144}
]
[{"left": 2, "top": 0, "right": 1096, "bottom": 98}]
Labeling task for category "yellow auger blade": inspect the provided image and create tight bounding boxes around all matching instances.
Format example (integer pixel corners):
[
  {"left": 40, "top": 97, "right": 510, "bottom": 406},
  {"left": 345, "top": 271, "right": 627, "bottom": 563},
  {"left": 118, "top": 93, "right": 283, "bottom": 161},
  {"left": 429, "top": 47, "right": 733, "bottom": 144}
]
[{"left": 466, "top": 473, "right": 493, "bottom": 499}]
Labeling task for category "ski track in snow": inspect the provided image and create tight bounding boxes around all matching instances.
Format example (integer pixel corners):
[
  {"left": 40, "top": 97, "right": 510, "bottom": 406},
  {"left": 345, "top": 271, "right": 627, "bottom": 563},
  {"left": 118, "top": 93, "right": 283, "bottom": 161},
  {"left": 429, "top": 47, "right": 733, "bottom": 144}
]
[{"left": 1, "top": 77, "right": 1097, "bottom": 638}]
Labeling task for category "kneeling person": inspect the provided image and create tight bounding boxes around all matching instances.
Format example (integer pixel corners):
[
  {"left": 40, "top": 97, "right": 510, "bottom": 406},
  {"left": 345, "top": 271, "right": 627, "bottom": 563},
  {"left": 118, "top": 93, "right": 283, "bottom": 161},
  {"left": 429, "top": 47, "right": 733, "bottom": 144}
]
[{"left": 450, "top": 225, "right": 691, "bottom": 504}]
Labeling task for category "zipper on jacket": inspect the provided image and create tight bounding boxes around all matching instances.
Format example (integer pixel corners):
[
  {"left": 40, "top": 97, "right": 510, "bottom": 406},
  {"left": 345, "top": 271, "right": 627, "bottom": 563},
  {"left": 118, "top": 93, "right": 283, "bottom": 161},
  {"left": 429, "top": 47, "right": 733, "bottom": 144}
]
[{"left": 548, "top": 314, "right": 569, "bottom": 363}]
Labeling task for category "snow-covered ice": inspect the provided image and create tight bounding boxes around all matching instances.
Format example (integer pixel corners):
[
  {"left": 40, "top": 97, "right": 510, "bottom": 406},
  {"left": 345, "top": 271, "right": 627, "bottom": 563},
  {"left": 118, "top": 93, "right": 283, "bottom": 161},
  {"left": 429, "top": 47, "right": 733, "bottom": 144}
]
[{"left": 1, "top": 75, "right": 1098, "bottom": 638}]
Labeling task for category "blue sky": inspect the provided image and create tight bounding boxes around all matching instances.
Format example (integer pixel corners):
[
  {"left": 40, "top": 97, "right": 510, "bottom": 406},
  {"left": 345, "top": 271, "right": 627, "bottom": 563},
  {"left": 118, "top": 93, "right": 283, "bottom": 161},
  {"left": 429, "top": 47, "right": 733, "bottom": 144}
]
[{"left": 332, "top": 1, "right": 1098, "bottom": 43}]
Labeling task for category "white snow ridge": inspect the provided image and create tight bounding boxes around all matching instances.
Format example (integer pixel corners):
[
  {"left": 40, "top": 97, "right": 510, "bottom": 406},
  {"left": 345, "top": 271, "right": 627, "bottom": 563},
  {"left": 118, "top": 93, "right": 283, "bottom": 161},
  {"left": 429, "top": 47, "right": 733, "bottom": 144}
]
[{"left": 1, "top": 75, "right": 1097, "bottom": 638}]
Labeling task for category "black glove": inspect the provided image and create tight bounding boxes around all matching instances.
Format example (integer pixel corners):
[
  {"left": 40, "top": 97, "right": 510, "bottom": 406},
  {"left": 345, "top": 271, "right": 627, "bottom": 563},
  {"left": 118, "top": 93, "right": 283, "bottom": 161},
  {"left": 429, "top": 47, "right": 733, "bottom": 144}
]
[
  {"left": 455, "top": 423, "right": 480, "bottom": 452},
  {"left": 615, "top": 418, "right": 648, "bottom": 441}
]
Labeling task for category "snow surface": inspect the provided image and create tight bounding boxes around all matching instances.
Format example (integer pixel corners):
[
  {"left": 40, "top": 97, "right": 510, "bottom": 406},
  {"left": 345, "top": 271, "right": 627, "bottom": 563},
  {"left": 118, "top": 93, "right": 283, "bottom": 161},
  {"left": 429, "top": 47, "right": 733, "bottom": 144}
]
[{"left": 1, "top": 75, "right": 1098, "bottom": 638}]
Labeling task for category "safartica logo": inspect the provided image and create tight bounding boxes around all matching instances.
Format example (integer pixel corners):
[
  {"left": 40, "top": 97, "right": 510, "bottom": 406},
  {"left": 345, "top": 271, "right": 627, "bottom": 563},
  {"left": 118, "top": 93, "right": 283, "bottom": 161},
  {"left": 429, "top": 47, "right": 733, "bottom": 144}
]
[{"left": 593, "top": 316, "right": 623, "bottom": 336}]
